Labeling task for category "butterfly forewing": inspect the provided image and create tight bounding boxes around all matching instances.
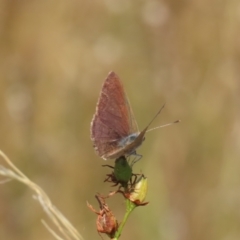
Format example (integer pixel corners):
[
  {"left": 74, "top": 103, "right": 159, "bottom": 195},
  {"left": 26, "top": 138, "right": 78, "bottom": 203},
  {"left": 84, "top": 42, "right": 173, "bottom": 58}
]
[{"left": 91, "top": 71, "right": 138, "bottom": 159}]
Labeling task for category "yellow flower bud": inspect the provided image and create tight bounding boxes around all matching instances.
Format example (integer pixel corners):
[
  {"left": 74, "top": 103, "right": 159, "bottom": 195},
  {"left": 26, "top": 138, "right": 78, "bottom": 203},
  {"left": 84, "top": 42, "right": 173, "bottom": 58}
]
[{"left": 129, "top": 175, "right": 148, "bottom": 206}]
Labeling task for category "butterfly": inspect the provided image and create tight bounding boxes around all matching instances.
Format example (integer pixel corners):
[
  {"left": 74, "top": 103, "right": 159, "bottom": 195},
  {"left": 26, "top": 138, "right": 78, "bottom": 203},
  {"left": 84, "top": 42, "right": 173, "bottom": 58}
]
[{"left": 90, "top": 71, "right": 178, "bottom": 160}]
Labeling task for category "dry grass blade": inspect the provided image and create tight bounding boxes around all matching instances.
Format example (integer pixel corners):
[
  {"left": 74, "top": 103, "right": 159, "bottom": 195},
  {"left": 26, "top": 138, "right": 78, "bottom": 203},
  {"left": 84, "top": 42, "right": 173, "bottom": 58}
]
[{"left": 0, "top": 149, "right": 84, "bottom": 240}]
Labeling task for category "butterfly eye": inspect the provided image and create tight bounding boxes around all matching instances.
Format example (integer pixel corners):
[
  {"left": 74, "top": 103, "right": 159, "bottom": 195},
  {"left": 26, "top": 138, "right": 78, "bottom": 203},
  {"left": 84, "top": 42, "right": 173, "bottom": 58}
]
[{"left": 129, "top": 134, "right": 138, "bottom": 142}]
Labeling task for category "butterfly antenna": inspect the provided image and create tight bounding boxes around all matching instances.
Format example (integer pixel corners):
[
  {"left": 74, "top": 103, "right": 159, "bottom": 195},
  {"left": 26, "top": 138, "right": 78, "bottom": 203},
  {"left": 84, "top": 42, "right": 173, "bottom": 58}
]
[
  {"left": 145, "top": 103, "right": 165, "bottom": 130},
  {"left": 146, "top": 120, "right": 180, "bottom": 133}
]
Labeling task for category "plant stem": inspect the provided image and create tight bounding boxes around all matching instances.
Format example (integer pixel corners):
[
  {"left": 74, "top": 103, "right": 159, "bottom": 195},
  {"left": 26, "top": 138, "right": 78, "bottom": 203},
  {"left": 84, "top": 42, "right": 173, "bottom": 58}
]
[{"left": 113, "top": 199, "right": 136, "bottom": 239}]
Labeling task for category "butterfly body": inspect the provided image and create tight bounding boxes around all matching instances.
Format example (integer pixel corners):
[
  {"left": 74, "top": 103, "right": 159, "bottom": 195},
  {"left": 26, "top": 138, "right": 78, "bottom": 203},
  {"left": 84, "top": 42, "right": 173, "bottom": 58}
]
[{"left": 117, "top": 132, "right": 140, "bottom": 148}]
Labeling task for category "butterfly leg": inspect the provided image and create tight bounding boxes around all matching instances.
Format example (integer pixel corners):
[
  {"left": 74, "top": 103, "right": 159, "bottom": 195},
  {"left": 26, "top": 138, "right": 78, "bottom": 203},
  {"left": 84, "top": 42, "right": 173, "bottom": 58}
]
[{"left": 129, "top": 152, "right": 142, "bottom": 166}]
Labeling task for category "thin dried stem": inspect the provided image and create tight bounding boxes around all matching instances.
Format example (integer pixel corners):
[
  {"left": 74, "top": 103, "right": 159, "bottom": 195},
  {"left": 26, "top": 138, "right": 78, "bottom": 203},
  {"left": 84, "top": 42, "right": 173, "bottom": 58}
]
[{"left": 0, "top": 149, "right": 84, "bottom": 240}]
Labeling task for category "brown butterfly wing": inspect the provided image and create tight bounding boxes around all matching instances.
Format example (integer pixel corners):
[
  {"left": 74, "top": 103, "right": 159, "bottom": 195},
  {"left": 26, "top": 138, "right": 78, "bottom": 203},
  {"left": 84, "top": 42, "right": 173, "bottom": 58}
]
[{"left": 90, "top": 71, "right": 138, "bottom": 159}]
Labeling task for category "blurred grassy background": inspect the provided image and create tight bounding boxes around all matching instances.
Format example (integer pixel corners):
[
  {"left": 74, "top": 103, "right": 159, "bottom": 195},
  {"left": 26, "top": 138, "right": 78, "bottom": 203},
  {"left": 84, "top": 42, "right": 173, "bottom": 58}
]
[{"left": 0, "top": 0, "right": 240, "bottom": 239}]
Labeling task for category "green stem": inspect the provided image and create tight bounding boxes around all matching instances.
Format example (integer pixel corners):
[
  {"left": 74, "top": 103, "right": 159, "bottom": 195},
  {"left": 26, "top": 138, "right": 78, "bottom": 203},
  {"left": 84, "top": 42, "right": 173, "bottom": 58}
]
[{"left": 113, "top": 199, "right": 136, "bottom": 239}]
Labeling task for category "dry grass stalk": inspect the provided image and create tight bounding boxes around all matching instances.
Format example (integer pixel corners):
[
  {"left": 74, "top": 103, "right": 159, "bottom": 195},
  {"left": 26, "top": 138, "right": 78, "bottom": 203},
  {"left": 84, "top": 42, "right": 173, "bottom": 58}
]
[{"left": 0, "top": 150, "right": 84, "bottom": 240}]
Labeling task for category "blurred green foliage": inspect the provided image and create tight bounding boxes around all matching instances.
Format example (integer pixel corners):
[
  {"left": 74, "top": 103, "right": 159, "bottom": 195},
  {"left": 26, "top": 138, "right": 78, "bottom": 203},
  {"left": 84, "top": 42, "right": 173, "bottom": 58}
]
[{"left": 0, "top": 0, "right": 240, "bottom": 239}]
